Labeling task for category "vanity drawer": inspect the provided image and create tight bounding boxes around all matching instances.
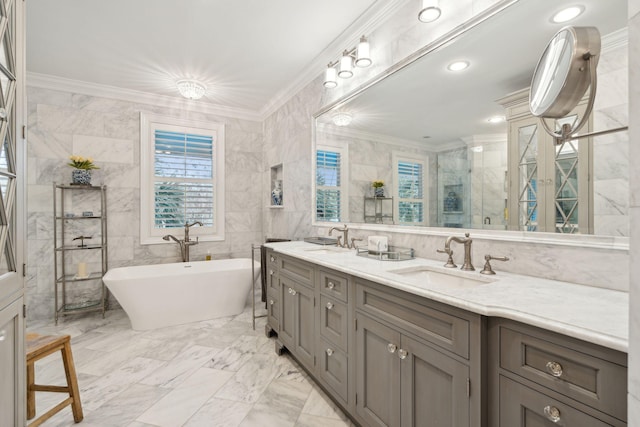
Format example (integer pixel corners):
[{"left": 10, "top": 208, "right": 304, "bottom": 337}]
[
  {"left": 498, "top": 375, "right": 624, "bottom": 427},
  {"left": 266, "top": 268, "right": 279, "bottom": 294},
  {"left": 319, "top": 269, "right": 349, "bottom": 303},
  {"left": 318, "top": 337, "right": 348, "bottom": 404},
  {"left": 355, "top": 280, "right": 470, "bottom": 358},
  {"left": 279, "top": 256, "right": 314, "bottom": 288},
  {"left": 266, "top": 292, "right": 279, "bottom": 330},
  {"left": 499, "top": 325, "right": 627, "bottom": 421},
  {"left": 320, "top": 295, "right": 348, "bottom": 352}
]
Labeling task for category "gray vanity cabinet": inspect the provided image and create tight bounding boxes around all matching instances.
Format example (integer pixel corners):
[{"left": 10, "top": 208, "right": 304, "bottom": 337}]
[
  {"left": 278, "top": 256, "right": 316, "bottom": 370},
  {"left": 355, "top": 279, "right": 478, "bottom": 427},
  {"left": 489, "top": 319, "right": 627, "bottom": 426},
  {"left": 266, "top": 250, "right": 280, "bottom": 333}
]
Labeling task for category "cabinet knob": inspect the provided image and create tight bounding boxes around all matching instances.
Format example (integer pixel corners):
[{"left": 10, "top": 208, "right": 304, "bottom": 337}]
[
  {"left": 326, "top": 348, "right": 334, "bottom": 356},
  {"left": 543, "top": 405, "right": 561, "bottom": 423},
  {"left": 398, "top": 349, "right": 408, "bottom": 360},
  {"left": 387, "top": 343, "right": 397, "bottom": 354},
  {"left": 545, "top": 361, "right": 563, "bottom": 377},
  {"left": 269, "top": 299, "right": 274, "bottom": 306},
  {"left": 326, "top": 302, "right": 333, "bottom": 310},
  {"left": 291, "top": 289, "right": 297, "bottom": 296},
  {"left": 328, "top": 281, "right": 335, "bottom": 290},
  {"left": 288, "top": 287, "right": 293, "bottom": 294},
  {"left": 270, "top": 256, "right": 275, "bottom": 262},
  {"left": 269, "top": 270, "right": 274, "bottom": 276},
  {"left": 0, "top": 330, "right": 5, "bottom": 342}
]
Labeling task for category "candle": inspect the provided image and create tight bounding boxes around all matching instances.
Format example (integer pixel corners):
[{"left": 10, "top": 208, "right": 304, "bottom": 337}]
[{"left": 77, "top": 262, "right": 87, "bottom": 278}]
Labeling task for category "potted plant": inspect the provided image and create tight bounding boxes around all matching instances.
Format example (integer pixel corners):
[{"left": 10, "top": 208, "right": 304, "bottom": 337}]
[
  {"left": 372, "top": 180, "right": 385, "bottom": 197},
  {"left": 68, "top": 155, "right": 99, "bottom": 185}
]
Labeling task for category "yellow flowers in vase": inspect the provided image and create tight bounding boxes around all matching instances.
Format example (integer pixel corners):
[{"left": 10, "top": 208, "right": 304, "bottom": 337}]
[
  {"left": 68, "top": 155, "right": 99, "bottom": 185},
  {"left": 372, "top": 180, "right": 385, "bottom": 197}
]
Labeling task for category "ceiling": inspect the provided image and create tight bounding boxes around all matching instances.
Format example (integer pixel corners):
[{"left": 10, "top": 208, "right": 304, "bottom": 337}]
[{"left": 26, "top": 0, "right": 381, "bottom": 115}]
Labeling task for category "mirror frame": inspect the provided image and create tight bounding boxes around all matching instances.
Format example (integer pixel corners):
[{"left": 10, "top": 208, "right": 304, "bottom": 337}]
[{"left": 311, "top": 0, "right": 629, "bottom": 251}]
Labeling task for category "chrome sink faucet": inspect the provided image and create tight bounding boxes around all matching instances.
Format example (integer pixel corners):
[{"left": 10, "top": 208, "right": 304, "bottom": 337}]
[
  {"left": 437, "top": 232, "right": 475, "bottom": 271},
  {"left": 328, "top": 224, "right": 350, "bottom": 248}
]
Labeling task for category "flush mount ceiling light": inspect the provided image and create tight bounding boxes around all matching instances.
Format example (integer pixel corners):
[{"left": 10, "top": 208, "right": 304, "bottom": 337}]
[
  {"left": 418, "top": 0, "right": 441, "bottom": 23},
  {"left": 487, "top": 115, "right": 506, "bottom": 123},
  {"left": 552, "top": 5, "right": 584, "bottom": 23},
  {"left": 176, "top": 79, "right": 206, "bottom": 100},
  {"left": 447, "top": 60, "right": 470, "bottom": 71},
  {"left": 332, "top": 112, "right": 353, "bottom": 127},
  {"left": 323, "top": 35, "right": 373, "bottom": 89}
]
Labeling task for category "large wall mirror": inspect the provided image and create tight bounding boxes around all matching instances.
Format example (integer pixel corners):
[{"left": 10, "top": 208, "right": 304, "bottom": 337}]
[{"left": 313, "top": 0, "right": 628, "bottom": 238}]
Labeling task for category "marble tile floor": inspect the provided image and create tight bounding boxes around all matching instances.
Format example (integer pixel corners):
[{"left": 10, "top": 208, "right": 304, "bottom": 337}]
[{"left": 26, "top": 306, "right": 354, "bottom": 427}]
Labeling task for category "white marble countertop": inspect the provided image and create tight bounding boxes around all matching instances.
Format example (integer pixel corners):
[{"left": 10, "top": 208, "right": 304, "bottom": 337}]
[{"left": 265, "top": 241, "right": 629, "bottom": 353}]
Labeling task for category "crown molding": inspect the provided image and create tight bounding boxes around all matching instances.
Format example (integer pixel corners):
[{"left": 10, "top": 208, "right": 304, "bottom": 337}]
[
  {"left": 601, "top": 27, "right": 628, "bottom": 53},
  {"left": 317, "top": 122, "right": 431, "bottom": 151},
  {"left": 27, "top": 72, "right": 262, "bottom": 122},
  {"left": 259, "top": 0, "right": 410, "bottom": 120}
]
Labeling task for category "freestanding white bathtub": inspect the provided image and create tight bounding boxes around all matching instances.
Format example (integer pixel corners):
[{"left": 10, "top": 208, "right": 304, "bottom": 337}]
[{"left": 103, "top": 258, "right": 259, "bottom": 330}]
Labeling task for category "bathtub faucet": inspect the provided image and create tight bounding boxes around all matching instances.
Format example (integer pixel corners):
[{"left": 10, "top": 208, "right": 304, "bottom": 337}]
[
  {"left": 162, "top": 234, "right": 187, "bottom": 262},
  {"left": 183, "top": 221, "right": 203, "bottom": 262}
]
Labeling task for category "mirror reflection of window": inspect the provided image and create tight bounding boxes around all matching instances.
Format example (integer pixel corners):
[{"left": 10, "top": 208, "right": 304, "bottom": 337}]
[
  {"left": 395, "top": 156, "right": 427, "bottom": 225},
  {"left": 316, "top": 148, "right": 346, "bottom": 222}
]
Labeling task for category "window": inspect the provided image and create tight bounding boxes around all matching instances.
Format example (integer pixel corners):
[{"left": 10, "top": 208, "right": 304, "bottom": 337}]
[
  {"left": 316, "top": 147, "right": 348, "bottom": 222},
  {"left": 140, "top": 114, "right": 225, "bottom": 244},
  {"left": 395, "top": 155, "right": 427, "bottom": 224}
]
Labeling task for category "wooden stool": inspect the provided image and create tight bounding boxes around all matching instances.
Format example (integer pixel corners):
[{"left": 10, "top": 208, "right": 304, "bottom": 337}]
[{"left": 26, "top": 333, "right": 83, "bottom": 426}]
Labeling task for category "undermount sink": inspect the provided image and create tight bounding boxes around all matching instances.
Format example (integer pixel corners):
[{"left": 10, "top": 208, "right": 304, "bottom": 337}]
[
  {"left": 387, "top": 266, "right": 494, "bottom": 289},
  {"left": 303, "top": 246, "right": 351, "bottom": 255}
]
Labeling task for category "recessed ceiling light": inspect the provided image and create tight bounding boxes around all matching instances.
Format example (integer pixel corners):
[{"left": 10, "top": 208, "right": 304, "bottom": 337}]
[
  {"left": 552, "top": 6, "right": 584, "bottom": 23},
  {"left": 447, "top": 61, "right": 470, "bottom": 72},
  {"left": 471, "top": 146, "right": 484, "bottom": 153},
  {"left": 487, "top": 115, "right": 505, "bottom": 124}
]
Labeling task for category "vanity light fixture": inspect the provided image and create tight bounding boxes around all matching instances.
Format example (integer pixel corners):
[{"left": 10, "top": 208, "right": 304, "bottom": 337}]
[
  {"left": 552, "top": 5, "right": 584, "bottom": 23},
  {"left": 323, "top": 65, "right": 338, "bottom": 88},
  {"left": 338, "top": 50, "right": 354, "bottom": 78},
  {"left": 355, "top": 36, "right": 372, "bottom": 68},
  {"left": 176, "top": 79, "right": 206, "bottom": 100},
  {"left": 323, "top": 35, "right": 373, "bottom": 89},
  {"left": 447, "top": 60, "right": 470, "bottom": 71},
  {"left": 332, "top": 112, "right": 353, "bottom": 127},
  {"left": 418, "top": 0, "right": 442, "bottom": 23}
]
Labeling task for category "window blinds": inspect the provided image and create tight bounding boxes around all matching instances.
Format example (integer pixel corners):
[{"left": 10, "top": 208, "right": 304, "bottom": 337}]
[
  {"left": 316, "top": 150, "right": 341, "bottom": 221},
  {"left": 398, "top": 160, "right": 424, "bottom": 223}
]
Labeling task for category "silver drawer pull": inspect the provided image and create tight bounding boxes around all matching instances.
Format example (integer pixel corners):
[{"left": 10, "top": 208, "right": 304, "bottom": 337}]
[
  {"left": 326, "top": 348, "right": 334, "bottom": 356},
  {"left": 269, "top": 299, "right": 274, "bottom": 306},
  {"left": 270, "top": 256, "right": 275, "bottom": 262},
  {"left": 543, "top": 405, "right": 561, "bottom": 423},
  {"left": 269, "top": 269, "right": 274, "bottom": 276},
  {"left": 545, "top": 361, "right": 563, "bottom": 377},
  {"left": 387, "top": 343, "right": 397, "bottom": 353},
  {"left": 328, "top": 281, "right": 335, "bottom": 290},
  {"left": 0, "top": 330, "right": 5, "bottom": 342},
  {"left": 398, "top": 349, "right": 408, "bottom": 360},
  {"left": 326, "top": 302, "right": 333, "bottom": 310}
]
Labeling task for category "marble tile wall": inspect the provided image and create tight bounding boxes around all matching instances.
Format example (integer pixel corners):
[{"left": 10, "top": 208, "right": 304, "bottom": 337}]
[
  {"left": 27, "top": 87, "right": 264, "bottom": 321},
  {"left": 263, "top": 0, "right": 629, "bottom": 292},
  {"left": 628, "top": 0, "right": 639, "bottom": 423}
]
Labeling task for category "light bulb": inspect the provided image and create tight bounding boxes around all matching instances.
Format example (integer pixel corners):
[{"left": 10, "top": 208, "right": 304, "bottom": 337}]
[{"left": 418, "top": 0, "right": 441, "bottom": 23}]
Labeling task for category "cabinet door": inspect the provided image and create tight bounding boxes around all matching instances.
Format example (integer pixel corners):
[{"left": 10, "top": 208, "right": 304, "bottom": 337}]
[
  {"left": 279, "top": 276, "right": 295, "bottom": 349},
  {"left": 294, "top": 283, "right": 315, "bottom": 368},
  {"left": 0, "top": 298, "right": 24, "bottom": 427},
  {"left": 356, "top": 313, "right": 401, "bottom": 427},
  {"left": 400, "top": 335, "right": 470, "bottom": 427}
]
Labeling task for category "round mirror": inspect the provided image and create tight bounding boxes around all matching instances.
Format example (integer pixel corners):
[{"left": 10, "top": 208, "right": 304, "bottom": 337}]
[{"left": 529, "top": 26, "right": 600, "bottom": 118}]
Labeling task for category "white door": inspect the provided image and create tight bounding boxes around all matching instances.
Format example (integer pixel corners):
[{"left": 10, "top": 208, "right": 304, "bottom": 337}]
[{"left": 0, "top": 0, "right": 26, "bottom": 425}]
